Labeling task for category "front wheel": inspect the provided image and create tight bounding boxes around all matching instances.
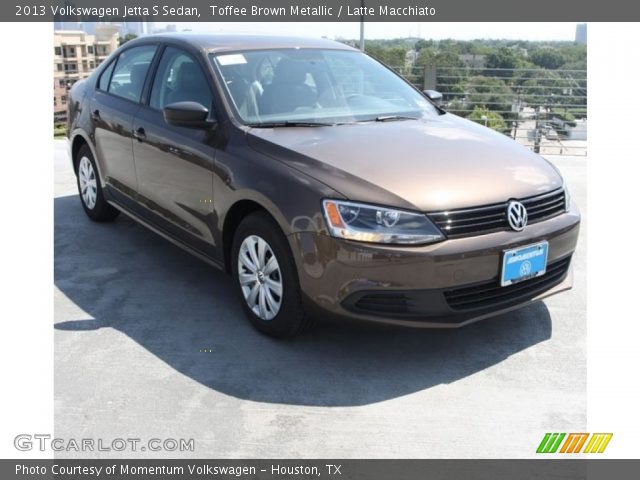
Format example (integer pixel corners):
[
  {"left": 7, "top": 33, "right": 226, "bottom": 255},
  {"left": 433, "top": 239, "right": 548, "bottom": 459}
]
[{"left": 231, "top": 212, "right": 311, "bottom": 338}]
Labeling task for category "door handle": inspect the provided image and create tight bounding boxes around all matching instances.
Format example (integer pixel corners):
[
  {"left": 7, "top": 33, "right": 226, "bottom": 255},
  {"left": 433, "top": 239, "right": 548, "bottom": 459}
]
[
  {"left": 91, "top": 109, "right": 100, "bottom": 121},
  {"left": 133, "top": 127, "right": 146, "bottom": 142}
]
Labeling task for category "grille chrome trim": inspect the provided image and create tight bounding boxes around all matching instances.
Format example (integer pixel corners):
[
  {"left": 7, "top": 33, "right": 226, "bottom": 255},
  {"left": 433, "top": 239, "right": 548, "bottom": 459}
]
[{"left": 428, "top": 188, "right": 566, "bottom": 238}]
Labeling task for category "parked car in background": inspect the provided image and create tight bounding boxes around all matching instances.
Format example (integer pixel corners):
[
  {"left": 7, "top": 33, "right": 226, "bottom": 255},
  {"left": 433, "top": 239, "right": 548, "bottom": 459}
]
[{"left": 67, "top": 34, "right": 580, "bottom": 338}]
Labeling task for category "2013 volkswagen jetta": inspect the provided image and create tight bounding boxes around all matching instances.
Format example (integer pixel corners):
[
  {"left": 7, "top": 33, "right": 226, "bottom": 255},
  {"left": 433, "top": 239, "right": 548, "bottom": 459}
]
[{"left": 67, "top": 34, "right": 580, "bottom": 338}]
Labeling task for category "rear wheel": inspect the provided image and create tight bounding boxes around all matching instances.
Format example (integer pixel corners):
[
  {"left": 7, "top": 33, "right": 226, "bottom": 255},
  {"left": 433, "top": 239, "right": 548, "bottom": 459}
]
[
  {"left": 231, "top": 212, "right": 311, "bottom": 338},
  {"left": 75, "top": 145, "right": 119, "bottom": 222}
]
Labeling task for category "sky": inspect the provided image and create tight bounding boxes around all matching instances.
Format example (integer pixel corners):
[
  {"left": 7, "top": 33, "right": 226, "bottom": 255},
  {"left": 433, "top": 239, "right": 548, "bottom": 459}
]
[{"left": 155, "top": 22, "right": 580, "bottom": 41}]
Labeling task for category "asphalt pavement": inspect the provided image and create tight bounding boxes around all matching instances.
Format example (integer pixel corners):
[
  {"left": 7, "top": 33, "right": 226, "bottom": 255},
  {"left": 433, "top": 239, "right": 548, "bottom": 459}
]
[{"left": 54, "top": 139, "right": 586, "bottom": 458}]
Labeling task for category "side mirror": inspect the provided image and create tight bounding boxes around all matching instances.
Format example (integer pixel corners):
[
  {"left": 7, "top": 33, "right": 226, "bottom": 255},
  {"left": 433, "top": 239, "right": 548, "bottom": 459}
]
[
  {"left": 423, "top": 90, "right": 443, "bottom": 107},
  {"left": 163, "top": 101, "right": 216, "bottom": 129}
]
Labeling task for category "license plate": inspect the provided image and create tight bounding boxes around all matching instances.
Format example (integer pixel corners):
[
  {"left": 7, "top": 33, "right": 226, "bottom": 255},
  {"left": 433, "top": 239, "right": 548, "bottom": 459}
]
[{"left": 501, "top": 241, "right": 549, "bottom": 287}]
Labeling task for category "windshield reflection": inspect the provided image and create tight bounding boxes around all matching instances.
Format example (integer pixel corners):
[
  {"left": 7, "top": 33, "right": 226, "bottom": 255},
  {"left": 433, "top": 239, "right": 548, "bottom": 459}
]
[{"left": 210, "top": 48, "right": 438, "bottom": 126}]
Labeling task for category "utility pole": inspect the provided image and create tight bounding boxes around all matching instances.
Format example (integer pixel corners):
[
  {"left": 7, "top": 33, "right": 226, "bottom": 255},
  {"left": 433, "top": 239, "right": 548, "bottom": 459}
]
[
  {"left": 533, "top": 108, "right": 541, "bottom": 154},
  {"left": 359, "top": 0, "right": 365, "bottom": 51}
]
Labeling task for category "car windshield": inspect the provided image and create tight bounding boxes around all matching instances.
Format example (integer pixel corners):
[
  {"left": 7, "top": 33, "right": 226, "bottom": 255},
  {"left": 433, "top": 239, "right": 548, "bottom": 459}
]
[{"left": 210, "top": 48, "right": 439, "bottom": 126}]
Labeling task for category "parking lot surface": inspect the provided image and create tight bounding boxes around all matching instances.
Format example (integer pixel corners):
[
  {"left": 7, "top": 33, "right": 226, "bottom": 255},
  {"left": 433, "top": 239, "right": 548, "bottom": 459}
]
[{"left": 54, "top": 139, "right": 586, "bottom": 458}]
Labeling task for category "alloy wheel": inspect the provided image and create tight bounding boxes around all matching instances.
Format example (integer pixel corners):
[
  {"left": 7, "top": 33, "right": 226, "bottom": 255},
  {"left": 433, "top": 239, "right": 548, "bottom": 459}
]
[
  {"left": 237, "top": 235, "right": 283, "bottom": 321},
  {"left": 78, "top": 156, "right": 97, "bottom": 210}
]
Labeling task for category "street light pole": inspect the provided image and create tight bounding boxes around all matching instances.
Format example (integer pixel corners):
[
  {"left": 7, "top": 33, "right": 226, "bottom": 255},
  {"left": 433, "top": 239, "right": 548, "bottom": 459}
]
[{"left": 359, "top": 0, "right": 365, "bottom": 51}]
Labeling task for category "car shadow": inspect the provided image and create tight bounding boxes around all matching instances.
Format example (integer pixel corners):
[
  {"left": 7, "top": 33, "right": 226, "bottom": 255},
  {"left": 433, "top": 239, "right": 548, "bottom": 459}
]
[{"left": 54, "top": 194, "right": 552, "bottom": 407}]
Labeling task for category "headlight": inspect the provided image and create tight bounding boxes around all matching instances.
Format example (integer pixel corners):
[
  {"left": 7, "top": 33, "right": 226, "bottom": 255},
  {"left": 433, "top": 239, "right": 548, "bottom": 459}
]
[{"left": 322, "top": 199, "right": 445, "bottom": 245}]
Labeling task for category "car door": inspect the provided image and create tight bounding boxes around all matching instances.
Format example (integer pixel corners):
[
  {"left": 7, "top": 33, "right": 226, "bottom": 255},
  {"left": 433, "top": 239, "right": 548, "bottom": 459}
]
[
  {"left": 90, "top": 45, "right": 158, "bottom": 195},
  {"left": 132, "top": 45, "right": 218, "bottom": 256}
]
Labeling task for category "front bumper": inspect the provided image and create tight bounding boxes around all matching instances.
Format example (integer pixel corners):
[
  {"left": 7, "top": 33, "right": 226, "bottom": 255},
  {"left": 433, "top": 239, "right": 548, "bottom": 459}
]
[{"left": 288, "top": 202, "right": 580, "bottom": 327}]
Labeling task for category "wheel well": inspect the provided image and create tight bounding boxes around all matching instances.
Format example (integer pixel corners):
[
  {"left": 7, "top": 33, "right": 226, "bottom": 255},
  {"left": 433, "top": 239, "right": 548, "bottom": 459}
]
[
  {"left": 71, "top": 135, "right": 88, "bottom": 173},
  {"left": 222, "top": 200, "right": 271, "bottom": 273}
]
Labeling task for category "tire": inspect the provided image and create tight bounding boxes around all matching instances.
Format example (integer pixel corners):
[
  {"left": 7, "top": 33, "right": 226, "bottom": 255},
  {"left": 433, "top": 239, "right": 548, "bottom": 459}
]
[
  {"left": 75, "top": 145, "right": 119, "bottom": 222},
  {"left": 231, "top": 212, "right": 311, "bottom": 338}
]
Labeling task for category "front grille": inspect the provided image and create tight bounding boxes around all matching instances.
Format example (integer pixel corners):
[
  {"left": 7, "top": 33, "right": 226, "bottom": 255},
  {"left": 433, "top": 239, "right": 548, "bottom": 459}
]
[
  {"left": 444, "top": 256, "right": 571, "bottom": 311},
  {"left": 353, "top": 292, "right": 410, "bottom": 315},
  {"left": 428, "top": 188, "right": 566, "bottom": 238}
]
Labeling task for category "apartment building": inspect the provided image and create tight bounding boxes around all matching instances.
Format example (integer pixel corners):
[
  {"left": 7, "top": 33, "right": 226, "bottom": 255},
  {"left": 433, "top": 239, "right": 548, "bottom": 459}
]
[{"left": 54, "top": 25, "right": 119, "bottom": 127}]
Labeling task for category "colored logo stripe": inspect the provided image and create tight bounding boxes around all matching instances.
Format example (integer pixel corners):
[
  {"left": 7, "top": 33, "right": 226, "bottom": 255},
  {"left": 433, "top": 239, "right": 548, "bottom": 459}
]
[
  {"left": 536, "top": 433, "right": 566, "bottom": 453},
  {"left": 537, "top": 433, "right": 613, "bottom": 453},
  {"left": 583, "top": 433, "right": 613, "bottom": 453},
  {"left": 560, "top": 433, "right": 589, "bottom": 453}
]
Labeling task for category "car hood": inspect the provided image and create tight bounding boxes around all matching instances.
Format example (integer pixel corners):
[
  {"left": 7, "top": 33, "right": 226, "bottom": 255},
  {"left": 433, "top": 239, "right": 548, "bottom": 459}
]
[{"left": 247, "top": 114, "right": 563, "bottom": 211}]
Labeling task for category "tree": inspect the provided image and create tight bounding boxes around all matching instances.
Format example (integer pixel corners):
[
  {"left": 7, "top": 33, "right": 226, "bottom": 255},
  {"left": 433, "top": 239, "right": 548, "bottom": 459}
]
[
  {"left": 415, "top": 49, "right": 464, "bottom": 68},
  {"left": 365, "top": 44, "right": 408, "bottom": 70},
  {"left": 467, "top": 106, "right": 508, "bottom": 134},
  {"left": 414, "top": 47, "right": 437, "bottom": 67},
  {"left": 485, "top": 47, "right": 520, "bottom": 70},
  {"left": 529, "top": 48, "right": 567, "bottom": 69},
  {"left": 118, "top": 33, "right": 137, "bottom": 46},
  {"left": 414, "top": 50, "right": 466, "bottom": 99},
  {"left": 414, "top": 39, "right": 435, "bottom": 51},
  {"left": 466, "top": 75, "right": 514, "bottom": 115},
  {"left": 560, "top": 44, "right": 587, "bottom": 69},
  {"left": 486, "top": 47, "right": 526, "bottom": 78}
]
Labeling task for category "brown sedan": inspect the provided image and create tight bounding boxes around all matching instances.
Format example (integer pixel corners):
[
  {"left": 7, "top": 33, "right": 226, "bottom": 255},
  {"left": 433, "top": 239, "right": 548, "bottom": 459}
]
[{"left": 67, "top": 33, "right": 580, "bottom": 338}]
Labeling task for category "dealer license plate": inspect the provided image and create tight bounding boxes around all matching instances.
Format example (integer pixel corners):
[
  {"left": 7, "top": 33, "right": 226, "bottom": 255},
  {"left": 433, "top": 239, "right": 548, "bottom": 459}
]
[{"left": 501, "top": 241, "right": 549, "bottom": 287}]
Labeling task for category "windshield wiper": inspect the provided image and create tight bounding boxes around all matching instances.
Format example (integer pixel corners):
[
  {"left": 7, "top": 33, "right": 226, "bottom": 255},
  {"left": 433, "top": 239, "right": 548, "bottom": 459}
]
[
  {"left": 374, "top": 115, "right": 420, "bottom": 122},
  {"left": 247, "top": 121, "right": 336, "bottom": 128}
]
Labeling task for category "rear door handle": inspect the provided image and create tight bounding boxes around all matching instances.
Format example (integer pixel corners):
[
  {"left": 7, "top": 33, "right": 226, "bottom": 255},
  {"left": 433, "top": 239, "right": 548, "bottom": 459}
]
[{"left": 133, "top": 127, "right": 146, "bottom": 142}]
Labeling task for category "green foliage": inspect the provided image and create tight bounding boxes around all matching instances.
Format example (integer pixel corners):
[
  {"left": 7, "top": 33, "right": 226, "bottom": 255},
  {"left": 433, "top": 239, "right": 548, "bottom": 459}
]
[
  {"left": 414, "top": 39, "right": 435, "bottom": 51},
  {"left": 365, "top": 43, "right": 408, "bottom": 71},
  {"left": 118, "top": 33, "right": 138, "bottom": 46},
  {"left": 336, "top": 37, "right": 587, "bottom": 120},
  {"left": 467, "top": 106, "right": 508, "bottom": 133},
  {"left": 550, "top": 110, "right": 577, "bottom": 127},
  {"left": 529, "top": 48, "right": 567, "bottom": 69},
  {"left": 561, "top": 44, "right": 587, "bottom": 69},
  {"left": 484, "top": 47, "right": 533, "bottom": 79},
  {"left": 339, "top": 38, "right": 586, "bottom": 74},
  {"left": 415, "top": 49, "right": 464, "bottom": 68},
  {"left": 566, "top": 108, "right": 587, "bottom": 119},
  {"left": 415, "top": 50, "right": 465, "bottom": 99},
  {"left": 466, "top": 76, "right": 514, "bottom": 114},
  {"left": 485, "top": 47, "right": 520, "bottom": 70}
]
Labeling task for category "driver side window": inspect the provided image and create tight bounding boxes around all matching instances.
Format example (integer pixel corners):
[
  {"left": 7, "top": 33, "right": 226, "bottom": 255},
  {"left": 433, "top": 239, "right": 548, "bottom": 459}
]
[
  {"left": 149, "top": 47, "right": 213, "bottom": 112},
  {"left": 107, "top": 45, "right": 157, "bottom": 102}
]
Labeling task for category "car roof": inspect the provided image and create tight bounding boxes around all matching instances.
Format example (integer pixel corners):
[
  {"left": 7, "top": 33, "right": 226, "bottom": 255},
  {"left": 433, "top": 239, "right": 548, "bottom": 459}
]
[{"left": 130, "top": 33, "right": 357, "bottom": 53}]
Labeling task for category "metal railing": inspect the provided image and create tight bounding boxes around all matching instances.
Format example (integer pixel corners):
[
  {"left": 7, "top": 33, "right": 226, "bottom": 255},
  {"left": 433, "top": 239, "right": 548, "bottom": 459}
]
[{"left": 393, "top": 65, "right": 587, "bottom": 156}]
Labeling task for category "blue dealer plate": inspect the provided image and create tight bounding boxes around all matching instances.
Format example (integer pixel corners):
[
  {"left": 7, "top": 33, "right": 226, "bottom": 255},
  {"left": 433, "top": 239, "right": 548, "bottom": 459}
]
[{"left": 501, "top": 241, "right": 549, "bottom": 287}]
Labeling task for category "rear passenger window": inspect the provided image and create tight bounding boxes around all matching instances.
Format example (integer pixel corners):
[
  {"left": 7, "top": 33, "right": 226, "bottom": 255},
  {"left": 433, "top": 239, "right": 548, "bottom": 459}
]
[
  {"left": 149, "top": 47, "right": 213, "bottom": 111},
  {"left": 98, "top": 60, "right": 115, "bottom": 91},
  {"left": 107, "top": 45, "right": 157, "bottom": 102}
]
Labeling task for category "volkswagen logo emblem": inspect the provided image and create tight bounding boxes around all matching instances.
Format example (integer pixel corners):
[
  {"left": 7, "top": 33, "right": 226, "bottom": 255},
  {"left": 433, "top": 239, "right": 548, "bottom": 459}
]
[
  {"left": 507, "top": 201, "right": 528, "bottom": 231},
  {"left": 519, "top": 260, "right": 532, "bottom": 277}
]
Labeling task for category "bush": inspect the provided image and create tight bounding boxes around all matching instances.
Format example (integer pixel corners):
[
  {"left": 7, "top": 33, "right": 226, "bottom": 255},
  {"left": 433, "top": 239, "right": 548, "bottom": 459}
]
[
  {"left": 467, "top": 106, "right": 509, "bottom": 134},
  {"left": 550, "top": 110, "right": 577, "bottom": 127},
  {"left": 566, "top": 108, "right": 587, "bottom": 119}
]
